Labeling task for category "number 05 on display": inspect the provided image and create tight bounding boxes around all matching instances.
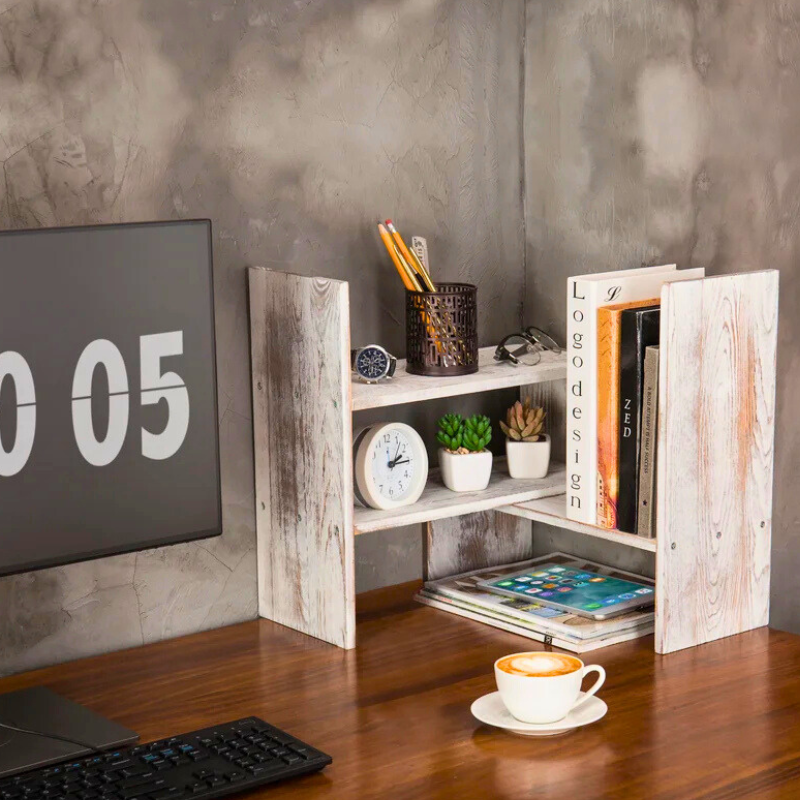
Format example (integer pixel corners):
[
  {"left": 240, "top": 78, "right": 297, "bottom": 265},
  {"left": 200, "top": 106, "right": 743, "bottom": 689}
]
[{"left": 0, "top": 331, "right": 189, "bottom": 476}]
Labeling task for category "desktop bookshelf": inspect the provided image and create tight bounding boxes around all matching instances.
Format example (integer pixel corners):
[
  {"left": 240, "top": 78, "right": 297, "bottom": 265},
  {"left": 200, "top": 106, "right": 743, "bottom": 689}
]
[{"left": 249, "top": 268, "right": 778, "bottom": 655}]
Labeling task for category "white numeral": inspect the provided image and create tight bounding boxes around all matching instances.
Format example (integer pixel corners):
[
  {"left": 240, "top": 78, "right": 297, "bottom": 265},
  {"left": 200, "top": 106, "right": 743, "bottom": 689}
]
[
  {"left": 0, "top": 352, "right": 36, "bottom": 477},
  {"left": 72, "top": 339, "right": 130, "bottom": 467},
  {"left": 140, "top": 332, "right": 189, "bottom": 460}
]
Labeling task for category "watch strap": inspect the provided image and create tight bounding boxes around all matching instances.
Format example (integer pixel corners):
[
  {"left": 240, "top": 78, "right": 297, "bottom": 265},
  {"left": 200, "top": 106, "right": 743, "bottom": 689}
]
[{"left": 387, "top": 357, "right": 397, "bottom": 378}]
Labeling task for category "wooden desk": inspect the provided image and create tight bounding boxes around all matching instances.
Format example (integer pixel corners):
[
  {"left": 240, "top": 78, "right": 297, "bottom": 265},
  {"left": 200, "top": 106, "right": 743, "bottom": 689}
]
[{"left": 3, "top": 582, "right": 799, "bottom": 799}]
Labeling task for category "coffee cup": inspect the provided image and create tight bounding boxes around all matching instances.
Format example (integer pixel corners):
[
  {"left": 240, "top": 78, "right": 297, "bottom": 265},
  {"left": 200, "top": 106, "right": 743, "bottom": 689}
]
[{"left": 494, "top": 651, "right": 606, "bottom": 724}]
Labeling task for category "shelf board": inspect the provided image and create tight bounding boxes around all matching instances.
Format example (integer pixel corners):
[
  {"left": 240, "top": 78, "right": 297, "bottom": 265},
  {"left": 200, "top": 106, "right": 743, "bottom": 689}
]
[
  {"left": 500, "top": 494, "right": 657, "bottom": 552},
  {"left": 352, "top": 347, "right": 566, "bottom": 411},
  {"left": 353, "top": 459, "right": 566, "bottom": 534}
]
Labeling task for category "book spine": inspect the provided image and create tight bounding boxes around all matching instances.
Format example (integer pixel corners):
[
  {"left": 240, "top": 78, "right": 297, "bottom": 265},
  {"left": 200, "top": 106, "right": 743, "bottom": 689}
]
[
  {"left": 596, "top": 306, "right": 621, "bottom": 528},
  {"left": 566, "top": 278, "right": 594, "bottom": 522},
  {"left": 637, "top": 346, "right": 660, "bottom": 538},
  {"left": 616, "top": 312, "right": 640, "bottom": 533}
]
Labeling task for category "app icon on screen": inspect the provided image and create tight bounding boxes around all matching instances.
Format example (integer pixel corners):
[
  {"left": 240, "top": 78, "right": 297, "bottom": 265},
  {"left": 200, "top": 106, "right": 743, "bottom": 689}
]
[
  {"left": 576, "top": 573, "right": 592, "bottom": 580},
  {"left": 550, "top": 567, "right": 565, "bottom": 572},
  {"left": 589, "top": 578, "right": 605, "bottom": 583},
  {"left": 532, "top": 571, "right": 548, "bottom": 577},
  {"left": 557, "top": 587, "right": 572, "bottom": 593},
  {"left": 574, "top": 581, "right": 588, "bottom": 587},
  {"left": 602, "top": 597, "right": 619, "bottom": 605},
  {"left": 559, "top": 579, "right": 574, "bottom": 585},
  {"left": 635, "top": 587, "right": 653, "bottom": 594},
  {"left": 497, "top": 581, "right": 514, "bottom": 586},
  {"left": 584, "top": 603, "right": 602, "bottom": 610},
  {"left": 618, "top": 593, "right": 636, "bottom": 600},
  {"left": 516, "top": 576, "right": 532, "bottom": 582},
  {"left": 525, "top": 588, "right": 541, "bottom": 594},
  {"left": 530, "top": 580, "right": 543, "bottom": 585},
  {"left": 543, "top": 584, "right": 556, "bottom": 589},
  {"left": 539, "top": 591, "right": 554, "bottom": 598}
]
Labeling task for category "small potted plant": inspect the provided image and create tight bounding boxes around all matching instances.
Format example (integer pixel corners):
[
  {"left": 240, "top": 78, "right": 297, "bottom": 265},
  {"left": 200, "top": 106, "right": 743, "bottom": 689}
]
[
  {"left": 500, "top": 400, "right": 550, "bottom": 479},
  {"left": 436, "top": 413, "right": 493, "bottom": 492}
]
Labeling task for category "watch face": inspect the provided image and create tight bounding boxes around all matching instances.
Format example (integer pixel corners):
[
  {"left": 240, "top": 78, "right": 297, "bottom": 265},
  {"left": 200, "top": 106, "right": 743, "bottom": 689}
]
[
  {"left": 370, "top": 427, "right": 416, "bottom": 502},
  {"left": 356, "top": 347, "right": 389, "bottom": 380}
]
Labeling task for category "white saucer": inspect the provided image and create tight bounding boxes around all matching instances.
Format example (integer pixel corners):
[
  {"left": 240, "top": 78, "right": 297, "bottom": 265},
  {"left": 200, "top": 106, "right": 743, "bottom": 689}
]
[{"left": 470, "top": 691, "right": 607, "bottom": 737}]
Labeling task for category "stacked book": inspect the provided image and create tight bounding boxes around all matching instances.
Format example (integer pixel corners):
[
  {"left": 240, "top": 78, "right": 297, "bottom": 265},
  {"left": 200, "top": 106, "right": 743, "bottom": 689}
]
[
  {"left": 566, "top": 264, "right": 704, "bottom": 536},
  {"left": 415, "top": 553, "right": 654, "bottom": 653}
]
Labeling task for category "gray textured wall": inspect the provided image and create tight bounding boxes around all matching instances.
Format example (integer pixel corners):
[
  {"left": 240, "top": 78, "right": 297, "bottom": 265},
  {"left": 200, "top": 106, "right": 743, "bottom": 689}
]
[
  {"left": 523, "top": 0, "right": 800, "bottom": 627},
  {"left": 0, "top": 0, "right": 525, "bottom": 675}
]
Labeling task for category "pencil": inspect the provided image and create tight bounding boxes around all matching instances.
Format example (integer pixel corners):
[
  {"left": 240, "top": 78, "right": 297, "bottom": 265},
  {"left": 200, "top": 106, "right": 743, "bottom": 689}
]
[
  {"left": 378, "top": 223, "right": 420, "bottom": 291},
  {"left": 385, "top": 219, "right": 436, "bottom": 292}
]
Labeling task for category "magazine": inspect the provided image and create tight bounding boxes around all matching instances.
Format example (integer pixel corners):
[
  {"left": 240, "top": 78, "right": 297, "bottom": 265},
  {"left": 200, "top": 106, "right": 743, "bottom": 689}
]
[{"left": 416, "top": 553, "right": 654, "bottom": 652}]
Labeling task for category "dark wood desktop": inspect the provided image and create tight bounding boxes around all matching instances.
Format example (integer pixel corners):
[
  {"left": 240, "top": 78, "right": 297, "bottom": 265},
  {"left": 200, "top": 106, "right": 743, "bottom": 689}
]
[{"left": 2, "top": 582, "right": 798, "bottom": 799}]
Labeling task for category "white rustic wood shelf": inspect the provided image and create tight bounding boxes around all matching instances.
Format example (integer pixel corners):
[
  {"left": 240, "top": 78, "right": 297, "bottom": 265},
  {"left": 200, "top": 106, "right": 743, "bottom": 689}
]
[
  {"left": 249, "top": 267, "right": 778, "bottom": 656},
  {"left": 352, "top": 347, "right": 566, "bottom": 411},
  {"left": 354, "top": 460, "right": 565, "bottom": 534},
  {"left": 499, "top": 493, "right": 657, "bottom": 552}
]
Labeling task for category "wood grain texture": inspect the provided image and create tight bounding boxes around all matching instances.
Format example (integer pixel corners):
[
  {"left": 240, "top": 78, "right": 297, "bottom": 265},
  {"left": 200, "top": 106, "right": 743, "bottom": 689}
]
[
  {"left": 354, "top": 460, "right": 565, "bottom": 534},
  {"left": 656, "top": 272, "right": 778, "bottom": 654},
  {"left": 424, "top": 510, "right": 532, "bottom": 582},
  {"left": 248, "top": 268, "right": 355, "bottom": 649},
  {"left": 351, "top": 348, "right": 566, "bottom": 410},
  {"left": 520, "top": 379, "right": 566, "bottom": 464},
  {"left": 7, "top": 582, "right": 800, "bottom": 800},
  {"left": 500, "top": 493, "right": 657, "bottom": 552}
]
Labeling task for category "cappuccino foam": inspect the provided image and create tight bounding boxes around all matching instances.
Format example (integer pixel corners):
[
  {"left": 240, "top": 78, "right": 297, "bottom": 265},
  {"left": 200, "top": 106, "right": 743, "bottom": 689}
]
[{"left": 497, "top": 653, "right": 581, "bottom": 677}]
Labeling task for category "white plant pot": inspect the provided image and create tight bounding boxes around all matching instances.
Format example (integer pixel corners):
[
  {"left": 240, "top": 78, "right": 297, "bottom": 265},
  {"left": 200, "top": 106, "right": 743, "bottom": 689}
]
[
  {"left": 506, "top": 434, "right": 551, "bottom": 479},
  {"left": 438, "top": 448, "right": 493, "bottom": 492}
]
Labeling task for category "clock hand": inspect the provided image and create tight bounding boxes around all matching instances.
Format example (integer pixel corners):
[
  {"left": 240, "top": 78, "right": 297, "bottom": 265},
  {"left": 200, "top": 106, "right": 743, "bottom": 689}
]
[{"left": 392, "top": 458, "right": 410, "bottom": 466}]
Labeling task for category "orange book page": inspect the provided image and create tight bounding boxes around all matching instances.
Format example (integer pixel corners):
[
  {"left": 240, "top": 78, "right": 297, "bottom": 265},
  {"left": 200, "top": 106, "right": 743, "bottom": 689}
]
[{"left": 596, "top": 298, "right": 659, "bottom": 529}]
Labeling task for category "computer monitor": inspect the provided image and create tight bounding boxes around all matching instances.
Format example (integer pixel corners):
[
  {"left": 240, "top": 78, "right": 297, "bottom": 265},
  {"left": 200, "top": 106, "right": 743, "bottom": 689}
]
[
  {"left": 0, "top": 220, "right": 221, "bottom": 774},
  {"left": 0, "top": 220, "right": 221, "bottom": 578}
]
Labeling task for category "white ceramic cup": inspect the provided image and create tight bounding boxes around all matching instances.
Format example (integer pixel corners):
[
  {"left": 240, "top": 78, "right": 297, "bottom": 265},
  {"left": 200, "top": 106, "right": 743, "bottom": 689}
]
[{"left": 494, "top": 651, "right": 606, "bottom": 724}]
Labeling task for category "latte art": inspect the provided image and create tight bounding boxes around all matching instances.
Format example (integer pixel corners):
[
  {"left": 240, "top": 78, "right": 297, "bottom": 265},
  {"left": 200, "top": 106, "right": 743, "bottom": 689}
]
[{"left": 497, "top": 652, "right": 581, "bottom": 677}]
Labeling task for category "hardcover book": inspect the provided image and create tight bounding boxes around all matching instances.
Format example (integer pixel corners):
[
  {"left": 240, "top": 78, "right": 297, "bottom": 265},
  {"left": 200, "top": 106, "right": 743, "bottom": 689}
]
[
  {"left": 565, "top": 265, "right": 704, "bottom": 523},
  {"left": 637, "top": 346, "right": 660, "bottom": 538},
  {"left": 597, "top": 298, "right": 659, "bottom": 529},
  {"left": 617, "top": 306, "right": 661, "bottom": 533}
]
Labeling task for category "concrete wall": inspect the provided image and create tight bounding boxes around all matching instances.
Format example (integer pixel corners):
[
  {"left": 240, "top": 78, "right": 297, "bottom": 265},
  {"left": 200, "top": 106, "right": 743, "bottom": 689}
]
[
  {"left": 523, "top": 0, "right": 800, "bottom": 627},
  {"left": 0, "top": 0, "right": 525, "bottom": 674}
]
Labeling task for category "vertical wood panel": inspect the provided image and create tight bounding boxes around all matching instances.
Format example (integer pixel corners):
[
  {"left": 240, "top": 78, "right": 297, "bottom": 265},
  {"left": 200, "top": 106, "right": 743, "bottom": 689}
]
[
  {"left": 424, "top": 511, "right": 532, "bottom": 582},
  {"left": 656, "top": 272, "right": 778, "bottom": 654},
  {"left": 248, "top": 268, "right": 355, "bottom": 649}
]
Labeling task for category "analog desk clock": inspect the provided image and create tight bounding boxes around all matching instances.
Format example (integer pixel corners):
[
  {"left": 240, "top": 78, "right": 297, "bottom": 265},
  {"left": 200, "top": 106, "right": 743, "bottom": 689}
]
[{"left": 353, "top": 422, "right": 428, "bottom": 510}]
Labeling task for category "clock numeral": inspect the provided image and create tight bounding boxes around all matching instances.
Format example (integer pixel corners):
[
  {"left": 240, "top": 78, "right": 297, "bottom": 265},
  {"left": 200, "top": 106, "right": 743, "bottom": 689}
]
[
  {"left": 0, "top": 352, "right": 37, "bottom": 477},
  {"left": 72, "top": 339, "right": 130, "bottom": 467}
]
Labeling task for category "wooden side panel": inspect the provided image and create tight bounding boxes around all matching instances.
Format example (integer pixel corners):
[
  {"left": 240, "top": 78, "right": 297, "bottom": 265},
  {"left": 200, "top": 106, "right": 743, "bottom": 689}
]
[
  {"left": 656, "top": 272, "right": 778, "bottom": 654},
  {"left": 521, "top": 379, "right": 566, "bottom": 464},
  {"left": 424, "top": 511, "right": 533, "bottom": 582},
  {"left": 248, "top": 268, "right": 355, "bottom": 649}
]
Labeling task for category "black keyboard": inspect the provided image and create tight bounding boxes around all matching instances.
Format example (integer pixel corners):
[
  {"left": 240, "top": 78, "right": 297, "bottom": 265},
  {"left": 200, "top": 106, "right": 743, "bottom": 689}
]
[{"left": 0, "top": 717, "right": 332, "bottom": 800}]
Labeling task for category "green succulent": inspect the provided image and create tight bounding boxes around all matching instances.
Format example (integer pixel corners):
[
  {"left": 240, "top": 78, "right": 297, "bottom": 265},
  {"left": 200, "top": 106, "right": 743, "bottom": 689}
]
[
  {"left": 436, "top": 413, "right": 464, "bottom": 451},
  {"left": 462, "top": 414, "right": 492, "bottom": 452}
]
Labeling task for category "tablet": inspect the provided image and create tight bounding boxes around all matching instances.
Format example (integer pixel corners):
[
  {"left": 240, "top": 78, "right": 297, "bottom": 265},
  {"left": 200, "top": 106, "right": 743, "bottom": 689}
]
[{"left": 477, "top": 560, "right": 654, "bottom": 620}]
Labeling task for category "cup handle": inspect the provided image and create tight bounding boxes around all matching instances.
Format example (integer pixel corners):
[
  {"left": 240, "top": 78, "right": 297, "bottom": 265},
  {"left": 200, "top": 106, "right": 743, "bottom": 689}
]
[{"left": 570, "top": 665, "right": 606, "bottom": 712}]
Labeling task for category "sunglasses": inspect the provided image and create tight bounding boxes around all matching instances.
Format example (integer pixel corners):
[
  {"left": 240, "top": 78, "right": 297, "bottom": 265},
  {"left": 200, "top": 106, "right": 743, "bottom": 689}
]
[{"left": 494, "top": 326, "right": 562, "bottom": 367}]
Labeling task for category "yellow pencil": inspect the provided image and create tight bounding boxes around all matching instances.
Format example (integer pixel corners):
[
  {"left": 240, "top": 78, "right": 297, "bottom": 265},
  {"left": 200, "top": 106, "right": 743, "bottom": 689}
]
[
  {"left": 378, "top": 223, "right": 420, "bottom": 291},
  {"left": 385, "top": 219, "right": 436, "bottom": 292}
]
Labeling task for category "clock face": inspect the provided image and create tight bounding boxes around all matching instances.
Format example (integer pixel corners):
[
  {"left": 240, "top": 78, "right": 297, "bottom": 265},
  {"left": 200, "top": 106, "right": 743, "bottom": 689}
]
[
  {"left": 371, "top": 427, "right": 415, "bottom": 502},
  {"left": 354, "top": 422, "right": 429, "bottom": 510},
  {"left": 356, "top": 347, "right": 388, "bottom": 380}
]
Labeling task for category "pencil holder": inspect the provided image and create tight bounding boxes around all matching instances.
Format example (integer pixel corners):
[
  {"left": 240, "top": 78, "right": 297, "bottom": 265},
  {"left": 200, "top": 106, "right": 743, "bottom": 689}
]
[{"left": 406, "top": 283, "right": 478, "bottom": 376}]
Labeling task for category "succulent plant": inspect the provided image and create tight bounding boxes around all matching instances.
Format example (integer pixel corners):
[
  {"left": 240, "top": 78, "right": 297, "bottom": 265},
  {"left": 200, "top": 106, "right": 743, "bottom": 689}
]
[
  {"left": 462, "top": 414, "right": 492, "bottom": 452},
  {"left": 499, "top": 400, "right": 546, "bottom": 442},
  {"left": 436, "top": 413, "right": 464, "bottom": 451}
]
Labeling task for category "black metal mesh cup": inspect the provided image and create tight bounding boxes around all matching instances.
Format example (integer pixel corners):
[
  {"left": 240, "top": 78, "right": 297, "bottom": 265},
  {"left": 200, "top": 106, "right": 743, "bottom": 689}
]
[{"left": 405, "top": 283, "right": 478, "bottom": 376}]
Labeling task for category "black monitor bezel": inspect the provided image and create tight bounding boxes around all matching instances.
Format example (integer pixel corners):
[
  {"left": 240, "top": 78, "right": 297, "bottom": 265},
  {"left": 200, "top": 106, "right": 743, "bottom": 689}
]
[{"left": 0, "top": 219, "right": 223, "bottom": 578}]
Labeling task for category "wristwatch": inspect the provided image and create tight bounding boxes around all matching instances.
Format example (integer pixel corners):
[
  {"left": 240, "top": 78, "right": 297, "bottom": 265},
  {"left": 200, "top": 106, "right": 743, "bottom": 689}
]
[{"left": 351, "top": 345, "right": 397, "bottom": 383}]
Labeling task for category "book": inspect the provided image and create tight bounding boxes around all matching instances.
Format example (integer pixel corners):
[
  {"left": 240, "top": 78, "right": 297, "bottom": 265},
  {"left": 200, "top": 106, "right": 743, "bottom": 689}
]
[
  {"left": 637, "top": 346, "right": 660, "bottom": 538},
  {"left": 597, "top": 299, "right": 658, "bottom": 529},
  {"left": 617, "top": 306, "right": 661, "bottom": 533},
  {"left": 566, "top": 265, "right": 694, "bottom": 524},
  {"left": 415, "top": 553, "right": 655, "bottom": 653}
]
